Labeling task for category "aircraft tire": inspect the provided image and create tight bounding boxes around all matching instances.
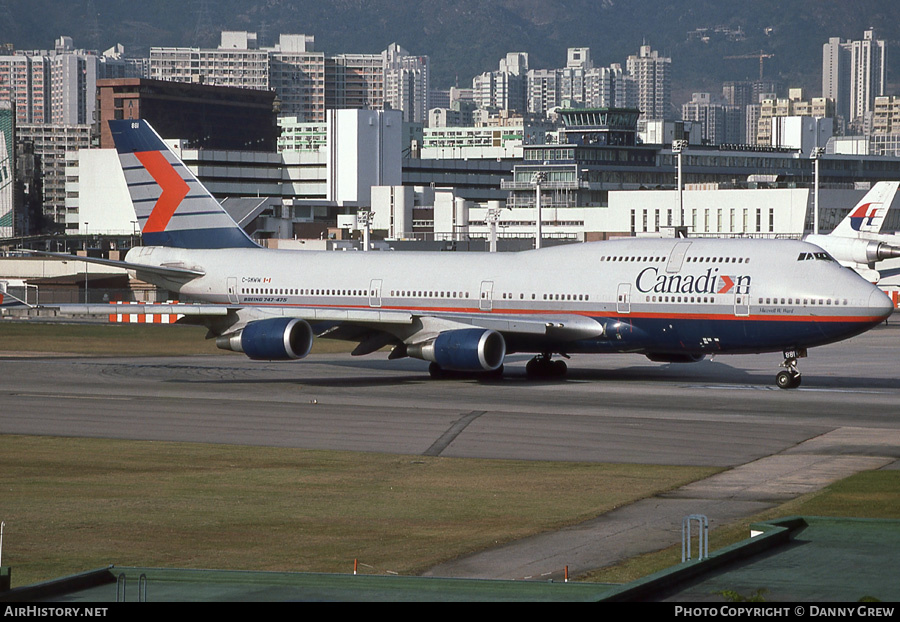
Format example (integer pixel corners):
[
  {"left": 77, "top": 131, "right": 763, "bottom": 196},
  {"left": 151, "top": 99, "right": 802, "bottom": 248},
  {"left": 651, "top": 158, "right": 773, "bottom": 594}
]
[
  {"left": 552, "top": 359, "right": 568, "bottom": 376},
  {"left": 776, "top": 370, "right": 800, "bottom": 389}
]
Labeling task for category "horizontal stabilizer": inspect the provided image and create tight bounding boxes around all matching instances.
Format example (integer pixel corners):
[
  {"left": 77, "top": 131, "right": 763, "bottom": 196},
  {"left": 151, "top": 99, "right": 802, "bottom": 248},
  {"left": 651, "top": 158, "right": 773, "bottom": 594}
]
[{"left": 27, "top": 251, "right": 205, "bottom": 281}]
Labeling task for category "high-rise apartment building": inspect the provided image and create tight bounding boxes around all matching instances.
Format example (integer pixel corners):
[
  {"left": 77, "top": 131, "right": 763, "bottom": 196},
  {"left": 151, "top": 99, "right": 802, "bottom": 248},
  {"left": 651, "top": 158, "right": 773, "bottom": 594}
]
[
  {"left": 152, "top": 33, "right": 427, "bottom": 125},
  {"left": 822, "top": 28, "right": 886, "bottom": 134},
  {"left": 849, "top": 29, "right": 886, "bottom": 132},
  {"left": 473, "top": 53, "right": 529, "bottom": 113},
  {"left": 18, "top": 123, "right": 90, "bottom": 229},
  {"left": 0, "top": 37, "right": 101, "bottom": 126},
  {"left": 626, "top": 44, "right": 672, "bottom": 121},
  {"left": 325, "top": 54, "right": 384, "bottom": 110},
  {"left": 524, "top": 50, "right": 635, "bottom": 118},
  {"left": 583, "top": 64, "right": 636, "bottom": 110},
  {"left": 152, "top": 33, "right": 326, "bottom": 121},
  {"left": 268, "top": 35, "right": 326, "bottom": 122},
  {"left": 682, "top": 92, "right": 731, "bottom": 145},
  {"left": 150, "top": 32, "right": 270, "bottom": 89},
  {"left": 822, "top": 36, "right": 849, "bottom": 128},
  {"left": 755, "top": 89, "right": 834, "bottom": 151},
  {"left": 382, "top": 43, "right": 430, "bottom": 125},
  {"left": 50, "top": 52, "right": 97, "bottom": 125},
  {"left": 0, "top": 55, "right": 49, "bottom": 124}
]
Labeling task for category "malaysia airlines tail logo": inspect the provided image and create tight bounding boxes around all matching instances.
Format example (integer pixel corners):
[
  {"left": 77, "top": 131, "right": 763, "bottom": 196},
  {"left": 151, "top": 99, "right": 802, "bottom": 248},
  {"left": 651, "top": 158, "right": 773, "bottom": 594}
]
[
  {"left": 134, "top": 151, "right": 189, "bottom": 234},
  {"left": 849, "top": 202, "right": 882, "bottom": 232}
]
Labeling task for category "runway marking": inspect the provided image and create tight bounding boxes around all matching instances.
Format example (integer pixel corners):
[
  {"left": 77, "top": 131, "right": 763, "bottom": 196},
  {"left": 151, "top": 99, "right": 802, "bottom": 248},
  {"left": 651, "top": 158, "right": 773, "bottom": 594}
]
[
  {"left": 9, "top": 393, "right": 134, "bottom": 401},
  {"left": 424, "top": 411, "right": 486, "bottom": 457},
  {"left": 684, "top": 385, "right": 891, "bottom": 395}
]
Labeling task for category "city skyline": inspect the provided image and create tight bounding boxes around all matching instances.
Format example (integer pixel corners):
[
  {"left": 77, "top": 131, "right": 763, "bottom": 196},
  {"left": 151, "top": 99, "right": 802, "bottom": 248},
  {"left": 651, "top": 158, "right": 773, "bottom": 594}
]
[{"left": 3, "top": 0, "right": 899, "bottom": 96}]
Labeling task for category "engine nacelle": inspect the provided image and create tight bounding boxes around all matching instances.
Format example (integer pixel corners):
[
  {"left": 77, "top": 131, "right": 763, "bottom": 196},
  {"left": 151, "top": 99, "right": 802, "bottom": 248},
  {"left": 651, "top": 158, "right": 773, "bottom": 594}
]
[
  {"left": 806, "top": 235, "right": 900, "bottom": 265},
  {"left": 407, "top": 328, "right": 506, "bottom": 372},
  {"left": 216, "top": 317, "right": 314, "bottom": 361},
  {"left": 646, "top": 352, "right": 706, "bottom": 363}
]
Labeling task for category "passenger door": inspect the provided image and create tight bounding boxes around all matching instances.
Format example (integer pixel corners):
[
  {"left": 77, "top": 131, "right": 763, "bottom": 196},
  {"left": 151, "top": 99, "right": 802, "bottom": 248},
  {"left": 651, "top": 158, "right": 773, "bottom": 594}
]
[
  {"left": 369, "top": 279, "right": 383, "bottom": 308},
  {"left": 617, "top": 283, "right": 631, "bottom": 314},
  {"left": 479, "top": 280, "right": 494, "bottom": 311}
]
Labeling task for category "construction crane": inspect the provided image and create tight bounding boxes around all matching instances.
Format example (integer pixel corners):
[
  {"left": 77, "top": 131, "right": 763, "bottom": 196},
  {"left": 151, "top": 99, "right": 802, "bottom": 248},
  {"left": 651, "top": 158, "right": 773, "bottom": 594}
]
[{"left": 724, "top": 51, "right": 775, "bottom": 80}]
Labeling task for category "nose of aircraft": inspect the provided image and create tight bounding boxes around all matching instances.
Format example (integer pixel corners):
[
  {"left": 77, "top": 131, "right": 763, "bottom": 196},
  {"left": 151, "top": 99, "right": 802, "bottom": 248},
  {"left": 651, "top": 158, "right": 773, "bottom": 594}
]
[{"left": 868, "top": 287, "right": 895, "bottom": 320}]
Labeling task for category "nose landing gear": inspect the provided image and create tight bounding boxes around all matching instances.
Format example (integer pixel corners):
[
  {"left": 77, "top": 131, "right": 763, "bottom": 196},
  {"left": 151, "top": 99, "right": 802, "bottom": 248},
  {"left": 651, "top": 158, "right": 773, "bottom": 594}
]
[{"left": 776, "top": 349, "right": 806, "bottom": 389}]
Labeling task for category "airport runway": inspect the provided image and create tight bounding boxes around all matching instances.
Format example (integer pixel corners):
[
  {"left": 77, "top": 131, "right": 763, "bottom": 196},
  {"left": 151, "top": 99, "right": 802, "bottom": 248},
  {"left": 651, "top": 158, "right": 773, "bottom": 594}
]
[{"left": 2, "top": 322, "right": 899, "bottom": 579}]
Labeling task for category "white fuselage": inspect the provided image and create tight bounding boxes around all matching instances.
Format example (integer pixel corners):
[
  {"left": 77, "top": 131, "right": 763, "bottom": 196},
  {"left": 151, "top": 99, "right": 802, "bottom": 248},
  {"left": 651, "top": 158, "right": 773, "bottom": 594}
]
[{"left": 125, "top": 237, "right": 892, "bottom": 357}]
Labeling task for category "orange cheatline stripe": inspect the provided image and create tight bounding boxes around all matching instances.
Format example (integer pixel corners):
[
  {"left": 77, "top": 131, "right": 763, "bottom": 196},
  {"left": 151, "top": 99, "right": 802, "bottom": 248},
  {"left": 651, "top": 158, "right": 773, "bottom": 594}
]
[{"left": 134, "top": 151, "right": 189, "bottom": 234}]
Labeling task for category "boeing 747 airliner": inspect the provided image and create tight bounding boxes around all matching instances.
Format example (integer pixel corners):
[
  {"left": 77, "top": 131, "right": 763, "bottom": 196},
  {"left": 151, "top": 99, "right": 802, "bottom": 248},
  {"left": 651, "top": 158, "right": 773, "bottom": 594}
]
[{"left": 36, "top": 120, "right": 895, "bottom": 389}]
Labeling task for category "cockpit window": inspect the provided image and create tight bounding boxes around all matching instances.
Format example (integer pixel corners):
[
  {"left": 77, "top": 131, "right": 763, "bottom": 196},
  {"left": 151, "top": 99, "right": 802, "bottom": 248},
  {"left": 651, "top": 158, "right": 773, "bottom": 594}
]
[{"left": 797, "top": 252, "right": 836, "bottom": 262}]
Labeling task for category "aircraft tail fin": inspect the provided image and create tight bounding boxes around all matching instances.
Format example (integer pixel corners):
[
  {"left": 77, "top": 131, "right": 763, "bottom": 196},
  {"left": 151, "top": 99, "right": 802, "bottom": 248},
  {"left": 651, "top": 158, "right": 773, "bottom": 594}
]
[
  {"left": 830, "top": 181, "right": 900, "bottom": 237},
  {"left": 109, "top": 119, "right": 258, "bottom": 249}
]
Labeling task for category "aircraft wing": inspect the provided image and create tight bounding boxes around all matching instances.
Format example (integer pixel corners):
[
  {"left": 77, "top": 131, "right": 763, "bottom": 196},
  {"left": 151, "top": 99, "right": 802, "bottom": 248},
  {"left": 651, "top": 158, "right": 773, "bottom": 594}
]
[
  {"left": 34, "top": 301, "right": 605, "bottom": 354},
  {"left": 49, "top": 302, "right": 603, "bottom": 337}
]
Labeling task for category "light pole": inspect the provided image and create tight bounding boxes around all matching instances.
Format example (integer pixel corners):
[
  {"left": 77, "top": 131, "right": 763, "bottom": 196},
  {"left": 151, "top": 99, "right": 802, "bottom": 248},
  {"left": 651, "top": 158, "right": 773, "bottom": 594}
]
[
  {"left": 531, "top": 171, "right": 546, "bottom": 249},
  {"left": 84, "top": 222, "right": 89, "bottom": 304},
  {"left": 811, "top": 146, "right": 825, "bottom": 235},
  {"left": 356, "top": 210, "right": 373, "bottom": 251},
  {"left": 672, "top": 140, "right": 688, "bottom": 229},
  {"left": 486, "top": 207, "right": 501, "bottom": 253}
]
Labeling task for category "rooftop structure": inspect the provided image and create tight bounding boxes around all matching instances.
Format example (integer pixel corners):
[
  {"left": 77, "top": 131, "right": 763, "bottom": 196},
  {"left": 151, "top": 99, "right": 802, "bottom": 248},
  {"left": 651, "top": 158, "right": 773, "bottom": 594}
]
[{"left": 95, "top": 78, "right": 279, "bottom": 151}]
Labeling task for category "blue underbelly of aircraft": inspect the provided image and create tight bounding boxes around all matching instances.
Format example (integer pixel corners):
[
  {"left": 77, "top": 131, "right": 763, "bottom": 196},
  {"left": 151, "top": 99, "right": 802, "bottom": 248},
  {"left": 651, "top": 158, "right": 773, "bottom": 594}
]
[{"left": 558, "top": 315, "right": 881, "bottom": 356}]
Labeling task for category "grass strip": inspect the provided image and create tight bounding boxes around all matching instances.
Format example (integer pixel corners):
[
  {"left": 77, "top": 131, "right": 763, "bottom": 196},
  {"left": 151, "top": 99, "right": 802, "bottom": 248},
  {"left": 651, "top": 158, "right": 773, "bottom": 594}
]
[
  {"left": 0, "top": 321, "right": 354, "bottom": 356},
  {"left": 0, "top": 434, "right": 718, "bottom": 587}
]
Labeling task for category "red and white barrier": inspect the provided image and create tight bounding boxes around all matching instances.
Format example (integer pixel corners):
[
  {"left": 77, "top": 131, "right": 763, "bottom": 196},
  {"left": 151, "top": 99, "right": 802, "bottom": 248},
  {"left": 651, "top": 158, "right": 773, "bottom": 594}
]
[{"left": 108, "top": 301, "right": 184, "bottom": 324}]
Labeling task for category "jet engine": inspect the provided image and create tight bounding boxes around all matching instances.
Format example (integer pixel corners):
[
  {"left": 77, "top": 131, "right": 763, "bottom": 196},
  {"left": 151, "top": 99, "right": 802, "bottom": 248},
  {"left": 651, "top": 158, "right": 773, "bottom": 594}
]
[
  {"left": 806, "top": 235, "right": 900, "bottom": 265},
  {"left": 407, "top": 328, "right": 506, "bottom": 372},
  {"left": 216, "top": 317, "right": 314, "bottom": 360}
]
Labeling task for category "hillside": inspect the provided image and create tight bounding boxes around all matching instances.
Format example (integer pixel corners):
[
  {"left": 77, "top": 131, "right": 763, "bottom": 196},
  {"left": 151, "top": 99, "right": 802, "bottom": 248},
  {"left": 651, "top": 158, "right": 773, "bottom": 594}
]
[{"left": 3, "top": 0, "right": 898, "bottom": 102}]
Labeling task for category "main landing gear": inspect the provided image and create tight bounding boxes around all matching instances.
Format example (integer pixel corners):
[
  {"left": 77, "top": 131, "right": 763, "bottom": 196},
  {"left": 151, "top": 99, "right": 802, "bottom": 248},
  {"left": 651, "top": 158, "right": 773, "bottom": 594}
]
[
  {"left": 525, "top": 353, "right": 568, "bottom": 379},
  {"left": 775, "top": 349, "right": 806, "bottom": 389}
]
